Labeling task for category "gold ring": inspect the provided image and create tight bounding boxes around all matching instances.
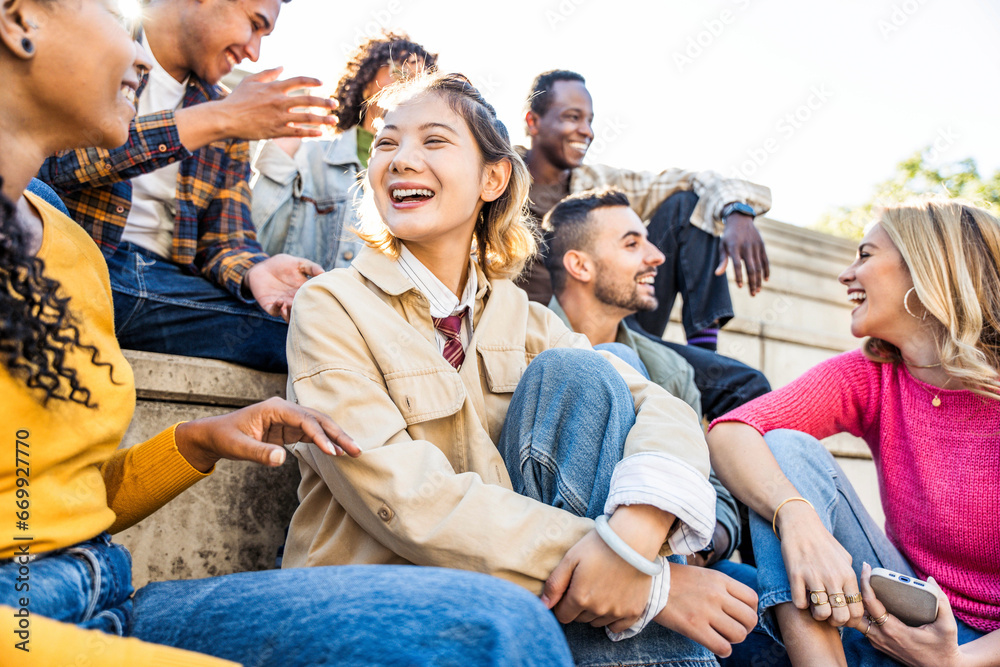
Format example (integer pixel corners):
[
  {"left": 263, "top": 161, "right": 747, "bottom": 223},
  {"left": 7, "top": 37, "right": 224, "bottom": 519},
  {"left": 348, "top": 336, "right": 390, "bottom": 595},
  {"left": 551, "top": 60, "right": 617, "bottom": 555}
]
[
  {"left": 809, "top": 591, "right": 829, "bottom": 605},
  {"left": 862, "top": 616, "right": 873, "bottom": 637},
  {"left": 845, "top": 592, "right": 863, "bottom": 604},
  {"left": 873, "top": 611, "right": 889, "bottom": 626},
  {"left": 830, "top": 593, "right": 848, "bottom": 607}
]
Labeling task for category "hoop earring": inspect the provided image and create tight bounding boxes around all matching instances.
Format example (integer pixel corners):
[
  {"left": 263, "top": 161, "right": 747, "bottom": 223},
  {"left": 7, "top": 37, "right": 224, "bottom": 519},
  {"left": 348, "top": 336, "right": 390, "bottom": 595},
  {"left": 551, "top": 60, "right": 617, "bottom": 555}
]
[
  {"left": 21, "top": 37, "right": 34, "bottom": 55},
  {"left": 903, "top": 287, "right": 926, "bottom": 320}
]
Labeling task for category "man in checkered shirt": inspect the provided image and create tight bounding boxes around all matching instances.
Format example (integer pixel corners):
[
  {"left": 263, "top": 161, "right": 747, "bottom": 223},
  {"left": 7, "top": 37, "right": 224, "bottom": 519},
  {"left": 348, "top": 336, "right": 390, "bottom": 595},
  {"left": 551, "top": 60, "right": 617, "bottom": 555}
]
[
  {"left": 516, "top": 70, "right": 773, "bottom": 354},
  {"left": 38, "top": 0, "right": 334, "bottom": 372}
]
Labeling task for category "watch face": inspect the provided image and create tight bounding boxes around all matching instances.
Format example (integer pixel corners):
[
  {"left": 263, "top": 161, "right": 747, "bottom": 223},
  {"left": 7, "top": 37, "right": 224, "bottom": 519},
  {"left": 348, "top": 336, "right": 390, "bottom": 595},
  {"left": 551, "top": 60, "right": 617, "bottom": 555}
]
[{"left": 726, "top": 202, "right": 755, "bottom": 217}]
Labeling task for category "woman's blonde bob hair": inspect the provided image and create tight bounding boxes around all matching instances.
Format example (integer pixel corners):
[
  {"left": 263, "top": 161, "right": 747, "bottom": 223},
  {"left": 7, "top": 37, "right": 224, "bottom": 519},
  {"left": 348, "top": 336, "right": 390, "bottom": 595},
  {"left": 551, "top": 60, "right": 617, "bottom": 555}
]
[
  {"left": 864, "top": 198, "right": 1000, "bottom": 399},
  {"left": 355, "top": 72, "right": 537, "bottom": 280}
]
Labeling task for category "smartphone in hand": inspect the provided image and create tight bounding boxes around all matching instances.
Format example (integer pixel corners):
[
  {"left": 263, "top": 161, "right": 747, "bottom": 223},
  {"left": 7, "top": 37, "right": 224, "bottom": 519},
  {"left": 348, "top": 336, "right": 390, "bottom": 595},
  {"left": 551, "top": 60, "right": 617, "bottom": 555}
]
[{"left": 870, "top": 568, "right": 939, "bottom": 626}]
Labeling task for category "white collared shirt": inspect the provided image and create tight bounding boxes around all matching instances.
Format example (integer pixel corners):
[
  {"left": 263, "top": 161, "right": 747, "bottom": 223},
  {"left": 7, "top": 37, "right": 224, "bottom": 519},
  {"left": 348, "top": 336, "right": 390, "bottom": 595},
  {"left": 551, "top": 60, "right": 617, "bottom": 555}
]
[
  {"left": 396, "top": 244, "right": 476, "bottom": 353},
  {"left": 120, "top": 33, "right": 190, "bottom": 259}
]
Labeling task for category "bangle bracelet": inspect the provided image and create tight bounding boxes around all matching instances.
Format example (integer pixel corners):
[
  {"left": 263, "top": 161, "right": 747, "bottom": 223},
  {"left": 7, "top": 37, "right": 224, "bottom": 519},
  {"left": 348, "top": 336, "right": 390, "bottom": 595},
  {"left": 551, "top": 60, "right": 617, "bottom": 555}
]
[
  {"left": 594, "top": 515, "right": 663, "bottom": 576},
  {"left": 771, "top": 496, "right": 814, "bottom": 538}
]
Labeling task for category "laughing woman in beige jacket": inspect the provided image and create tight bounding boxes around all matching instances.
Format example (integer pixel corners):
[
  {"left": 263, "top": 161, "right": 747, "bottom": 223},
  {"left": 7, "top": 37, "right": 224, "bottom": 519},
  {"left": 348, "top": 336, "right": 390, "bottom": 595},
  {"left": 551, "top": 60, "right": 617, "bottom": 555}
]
[{"left": 282, "top": 73, "right": 758, "bottom": 664}]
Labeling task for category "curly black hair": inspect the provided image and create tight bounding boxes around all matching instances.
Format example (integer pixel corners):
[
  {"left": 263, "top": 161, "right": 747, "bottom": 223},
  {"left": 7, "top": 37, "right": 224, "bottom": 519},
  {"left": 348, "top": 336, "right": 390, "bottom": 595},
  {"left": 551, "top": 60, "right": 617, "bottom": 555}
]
[
  {"left": 1, "top": 181, "right": 114, "bottom": 407},
  {"left": 334, "top": 31, "right": 438, "bottom": 132}
]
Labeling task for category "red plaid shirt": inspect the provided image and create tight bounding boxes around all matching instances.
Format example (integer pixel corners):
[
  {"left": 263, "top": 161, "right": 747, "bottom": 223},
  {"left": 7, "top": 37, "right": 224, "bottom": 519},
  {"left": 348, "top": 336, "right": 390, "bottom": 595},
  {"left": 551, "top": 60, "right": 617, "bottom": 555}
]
[{"left": 38, "top": 73, "right": 267, "bottom": 299}]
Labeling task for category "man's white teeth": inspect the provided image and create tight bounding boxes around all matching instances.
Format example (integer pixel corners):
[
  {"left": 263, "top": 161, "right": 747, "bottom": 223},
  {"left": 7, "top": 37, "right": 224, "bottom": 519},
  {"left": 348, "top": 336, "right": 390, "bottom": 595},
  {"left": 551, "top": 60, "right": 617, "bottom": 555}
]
[
  {"left": 637, "top": 275, "right": 655, "bottom": 285},
  {"left": 122, "top": 86, "right": 136, "bottom": 105},
  {"left": 569, "top": 142, "right": 589, "bottom": 152},
  {"left": 849, "top": 292, "right": 867, "bottom": 304},
  {"left": 392, "top": 188, "right": 434, "bottom": 200},
  {"left": 226, "top": 52, "right": 238, "bottom": 67}
]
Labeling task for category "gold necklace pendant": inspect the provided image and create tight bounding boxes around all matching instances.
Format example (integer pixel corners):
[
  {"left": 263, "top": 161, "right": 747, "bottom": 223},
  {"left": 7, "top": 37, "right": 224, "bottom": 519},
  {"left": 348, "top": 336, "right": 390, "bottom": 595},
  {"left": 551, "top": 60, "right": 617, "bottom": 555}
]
[{"left": 932, "top": 395, "right": 942, "bottom": 407}]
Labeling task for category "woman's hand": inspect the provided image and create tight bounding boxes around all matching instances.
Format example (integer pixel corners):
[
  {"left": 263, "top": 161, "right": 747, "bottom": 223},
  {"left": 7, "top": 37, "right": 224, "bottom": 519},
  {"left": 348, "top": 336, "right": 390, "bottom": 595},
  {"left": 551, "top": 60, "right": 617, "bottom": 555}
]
[
  {"left": 175, "top": 397, "right": 360, "bottom": 472},
  {"left": 849, "top": 562, "right": 970, "bottom": 667},
  {"left": 541, "top": 505, "right": 671, "bottom": 634},
  {"left": 654, "top": 562, "right": 759, "bottom": 657},
  {"left": 776, "top": 500, "right": 866, "bottom": 628}
]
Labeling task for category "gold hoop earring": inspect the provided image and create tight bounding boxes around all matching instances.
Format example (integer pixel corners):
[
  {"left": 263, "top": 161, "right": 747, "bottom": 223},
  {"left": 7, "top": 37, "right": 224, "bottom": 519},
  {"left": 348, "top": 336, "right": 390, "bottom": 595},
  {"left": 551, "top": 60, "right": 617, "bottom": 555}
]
[{"left": 903, "top": 287, "right": 926, "bottom": 320}]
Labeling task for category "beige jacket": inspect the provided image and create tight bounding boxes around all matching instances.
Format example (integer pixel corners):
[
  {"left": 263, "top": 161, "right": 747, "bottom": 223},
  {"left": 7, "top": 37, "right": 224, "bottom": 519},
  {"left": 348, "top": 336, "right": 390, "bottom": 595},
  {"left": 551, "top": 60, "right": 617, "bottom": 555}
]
[{"left": 282, "top": 247, "right": 709, "bottom": 593}]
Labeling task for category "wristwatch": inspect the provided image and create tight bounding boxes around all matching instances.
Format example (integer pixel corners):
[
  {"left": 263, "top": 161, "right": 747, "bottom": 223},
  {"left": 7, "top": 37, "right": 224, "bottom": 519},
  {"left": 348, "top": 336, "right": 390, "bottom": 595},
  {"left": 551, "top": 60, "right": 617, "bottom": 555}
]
[
  {"left": 721, "top": 202, "right": 755, "bottom": 219},
  {"left": 695, "top": 537, "right": 716, "bottom": 564}
]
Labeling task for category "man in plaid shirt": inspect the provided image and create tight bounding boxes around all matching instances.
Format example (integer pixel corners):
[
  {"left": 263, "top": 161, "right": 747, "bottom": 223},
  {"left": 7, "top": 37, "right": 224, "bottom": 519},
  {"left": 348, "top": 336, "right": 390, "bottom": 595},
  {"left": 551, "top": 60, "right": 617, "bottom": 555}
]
[
  {"left": 516, "top": 70, "right": 773, "bottom": 354},
  {"left": 38, "top": 0, "right": 335, "bottom": 372}
]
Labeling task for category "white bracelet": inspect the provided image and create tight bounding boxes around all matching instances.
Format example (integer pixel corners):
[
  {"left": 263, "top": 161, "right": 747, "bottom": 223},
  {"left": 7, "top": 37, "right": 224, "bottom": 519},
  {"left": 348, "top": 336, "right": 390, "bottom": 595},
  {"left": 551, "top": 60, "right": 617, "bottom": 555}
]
[{"left": 594, "top": 515, "right": 662, "bottom": 576}]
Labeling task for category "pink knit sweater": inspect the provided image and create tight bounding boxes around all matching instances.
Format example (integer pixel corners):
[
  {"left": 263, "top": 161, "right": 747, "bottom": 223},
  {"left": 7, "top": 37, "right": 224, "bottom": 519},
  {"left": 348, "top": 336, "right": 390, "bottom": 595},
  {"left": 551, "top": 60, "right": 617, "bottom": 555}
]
[{"left": 711, "top": 350, "right": 1000, "bottom": 633}]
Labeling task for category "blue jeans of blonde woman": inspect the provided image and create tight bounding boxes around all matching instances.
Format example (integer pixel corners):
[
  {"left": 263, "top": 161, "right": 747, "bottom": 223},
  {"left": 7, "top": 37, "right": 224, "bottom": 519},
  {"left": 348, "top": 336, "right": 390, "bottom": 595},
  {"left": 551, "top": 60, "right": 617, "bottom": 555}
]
[
  {"left": 750, "top": 430, "right": 984, "bottom": 666},
  {"left": 0, "top": 533, "right": 574, "bottom": 666},
  {"left": 499, "top": 344, "right": 718, "bottom": 667}
]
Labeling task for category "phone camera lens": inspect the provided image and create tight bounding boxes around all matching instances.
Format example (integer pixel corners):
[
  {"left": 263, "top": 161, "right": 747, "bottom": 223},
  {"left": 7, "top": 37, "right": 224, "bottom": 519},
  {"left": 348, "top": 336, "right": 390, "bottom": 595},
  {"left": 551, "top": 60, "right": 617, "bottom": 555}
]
[{"left": 900, "top": 576, "right": 910, "bottom": 583}]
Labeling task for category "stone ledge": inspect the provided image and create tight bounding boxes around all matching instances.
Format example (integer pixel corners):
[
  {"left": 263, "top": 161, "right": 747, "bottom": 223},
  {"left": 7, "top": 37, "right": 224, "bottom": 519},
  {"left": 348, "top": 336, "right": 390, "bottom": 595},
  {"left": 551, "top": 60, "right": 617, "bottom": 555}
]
[{"left": 124, "top": 349, "right": 286, "bottom": 407}]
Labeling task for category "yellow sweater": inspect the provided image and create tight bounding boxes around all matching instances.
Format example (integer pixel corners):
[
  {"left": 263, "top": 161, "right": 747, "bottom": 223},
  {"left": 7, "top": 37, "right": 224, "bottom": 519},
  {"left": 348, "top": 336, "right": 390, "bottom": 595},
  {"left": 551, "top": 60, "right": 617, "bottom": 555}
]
[{"left": 0, "top": 193, "right": 233, "bottom": 666}]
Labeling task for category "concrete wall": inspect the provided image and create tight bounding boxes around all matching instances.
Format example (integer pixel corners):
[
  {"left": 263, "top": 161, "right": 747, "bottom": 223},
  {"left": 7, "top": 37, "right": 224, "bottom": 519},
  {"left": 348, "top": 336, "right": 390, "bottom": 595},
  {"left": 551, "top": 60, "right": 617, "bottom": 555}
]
[
  {"left": 116, "top": 352, "right": 295, "bottom": 588},
  {"left": 116, "top": 219, "right": 883, "bottom": 586}
]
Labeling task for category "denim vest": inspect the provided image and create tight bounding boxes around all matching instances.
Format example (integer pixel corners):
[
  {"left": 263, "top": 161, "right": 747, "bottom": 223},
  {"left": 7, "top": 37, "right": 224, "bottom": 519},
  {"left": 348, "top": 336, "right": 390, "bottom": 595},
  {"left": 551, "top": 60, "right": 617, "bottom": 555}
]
[{"left": 251, "top": 128, "right": 366, "bottom": 270}]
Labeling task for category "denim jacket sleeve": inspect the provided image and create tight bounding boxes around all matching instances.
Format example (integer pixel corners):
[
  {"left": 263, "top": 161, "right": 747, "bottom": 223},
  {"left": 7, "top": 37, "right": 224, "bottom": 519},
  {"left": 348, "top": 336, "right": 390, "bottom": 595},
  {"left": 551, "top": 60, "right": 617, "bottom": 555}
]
[{"left": 251, "top": 138, "right": 364, "bottom": 270}]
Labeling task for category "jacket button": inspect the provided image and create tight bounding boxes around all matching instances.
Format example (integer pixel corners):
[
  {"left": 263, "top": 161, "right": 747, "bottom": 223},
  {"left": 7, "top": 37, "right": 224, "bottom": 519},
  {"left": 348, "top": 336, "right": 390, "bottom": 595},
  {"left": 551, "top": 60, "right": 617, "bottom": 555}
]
[
  {"left": 342, "top": 251, "right": 354, "bottom": 261},
  {"left": 377, "top": 507, "right": 393, "bottom": 521},
  {"left": 158, "top": 144, "right": 168, "bottom": 153},
  {"left": 115, "top": 206, "right": 125, "bottom": 214}
]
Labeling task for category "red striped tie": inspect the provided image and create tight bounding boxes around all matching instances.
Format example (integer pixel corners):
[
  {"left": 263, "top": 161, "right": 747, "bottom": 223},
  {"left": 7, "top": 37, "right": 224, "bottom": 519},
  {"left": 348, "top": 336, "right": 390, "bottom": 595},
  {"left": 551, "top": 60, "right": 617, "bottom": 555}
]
[{"left": 433, "top": 310, "right": 466, "bottom": 369}]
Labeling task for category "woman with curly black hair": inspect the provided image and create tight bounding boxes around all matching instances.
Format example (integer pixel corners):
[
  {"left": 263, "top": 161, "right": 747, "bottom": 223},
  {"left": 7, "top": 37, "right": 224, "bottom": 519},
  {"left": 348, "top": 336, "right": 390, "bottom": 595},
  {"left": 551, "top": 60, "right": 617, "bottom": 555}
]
[
  {"left": 0, "top": 3, "right": 574, "bottom": 666},
  {"left": 252, "top": 31, "right": 437, "bottom": 269},
  {"left": 0, "top": 177, "right": 111, "bottom": 407},
  {"left": 333, "top": 30, "right": 439, "bottom": 135}
]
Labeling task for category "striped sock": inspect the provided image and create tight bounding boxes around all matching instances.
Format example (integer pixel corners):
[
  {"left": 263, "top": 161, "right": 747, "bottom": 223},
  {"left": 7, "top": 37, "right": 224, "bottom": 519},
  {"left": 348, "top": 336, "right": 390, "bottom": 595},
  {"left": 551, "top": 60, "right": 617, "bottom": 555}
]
[{"left": 687, "top": 327, "right": 719, "bottom": 352}]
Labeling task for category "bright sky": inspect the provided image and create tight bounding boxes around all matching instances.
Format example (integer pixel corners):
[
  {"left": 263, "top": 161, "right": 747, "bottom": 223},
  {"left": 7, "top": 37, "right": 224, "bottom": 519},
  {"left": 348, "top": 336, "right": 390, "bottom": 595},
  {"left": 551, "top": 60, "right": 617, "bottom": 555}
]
[{"left": 247, "top": 0, "right": 1000, "bottom": 227}]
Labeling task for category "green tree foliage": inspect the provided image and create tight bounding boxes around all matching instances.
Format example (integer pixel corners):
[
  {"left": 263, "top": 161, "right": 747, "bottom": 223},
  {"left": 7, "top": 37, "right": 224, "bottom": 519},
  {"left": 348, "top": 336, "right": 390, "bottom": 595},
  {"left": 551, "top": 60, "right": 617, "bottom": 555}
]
[{"left": 812, "top": 148, "right": 1000, "bottom": 240}]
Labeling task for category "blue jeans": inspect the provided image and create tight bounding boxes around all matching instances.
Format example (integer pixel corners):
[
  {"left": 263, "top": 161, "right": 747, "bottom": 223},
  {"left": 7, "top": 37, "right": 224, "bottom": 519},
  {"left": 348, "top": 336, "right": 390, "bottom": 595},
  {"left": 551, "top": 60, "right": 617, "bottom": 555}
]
[
  {"left": 750, "top": 430, "right": 983, "bottom": 666},
  {"left": 713, "top": 560, "right": 790, "bottom": 667},
  {"left": 107, "top": 242, "right": 288, "bottom": 372},
  {"left": 0, "top": 535, "right": 574, "bottom": 666},
  {"left": 498, "top": 347, "right": 718, "bottom": 667},
  {"left": 592, "top": 345, "right": 786, "bottom": 667}
]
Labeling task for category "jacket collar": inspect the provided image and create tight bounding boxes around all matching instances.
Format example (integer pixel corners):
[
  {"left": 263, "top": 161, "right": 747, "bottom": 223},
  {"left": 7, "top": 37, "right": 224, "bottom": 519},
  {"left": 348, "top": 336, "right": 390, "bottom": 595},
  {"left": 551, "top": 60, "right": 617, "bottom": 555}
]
[
  {"left": 353, "top": 245, "right": 492, "bottom": 301},
  {"left": 324, "top": 126, "right": 362, "bottom": 168}
]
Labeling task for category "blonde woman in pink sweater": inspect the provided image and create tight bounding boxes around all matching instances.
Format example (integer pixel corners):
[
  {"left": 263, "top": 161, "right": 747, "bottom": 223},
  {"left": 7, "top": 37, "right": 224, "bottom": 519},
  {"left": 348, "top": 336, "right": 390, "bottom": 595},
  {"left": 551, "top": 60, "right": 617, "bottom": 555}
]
[{"left": 707, "top": 200, "right": 999, "bottom": 667}]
